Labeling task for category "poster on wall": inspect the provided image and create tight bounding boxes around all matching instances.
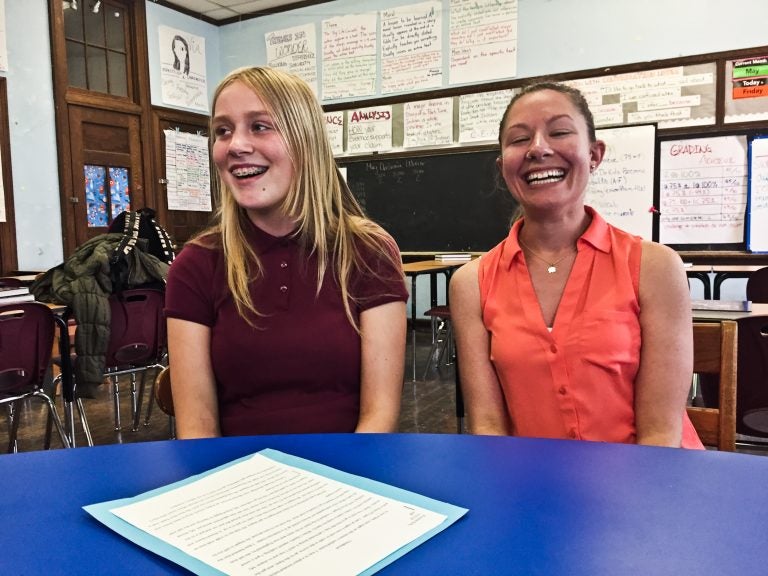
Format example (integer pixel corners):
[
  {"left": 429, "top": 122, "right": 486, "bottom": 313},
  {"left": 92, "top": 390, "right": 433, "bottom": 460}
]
[
  {"left": 159, "top": 26, "right": 209, "bottom": 113},
  {"left": 346, "top": 106, "right": 393, "bottom": 154},
  {"left": 265, "top": 24, "right": 318, "bottom": 94},
  {"left": 458, "top": 89, "right": 514, "bottom": 143},
  {"left": 164, "top": 130, "right": 212, "bottom": 212},
  {"left": 659, "top": 135, "right": 748, "bottom": 245},
  {"left": 449, "top": 0, "right": 517, "bottom": 85},
  {"left": 380, "top": 1, "right": 443, "bottom": 95},
  {"left": 0, "top": 0, "right": 7, "bottom": 73},
  {"left": 322, "top": 13, "right": 377, "bottom": 100},
  {"left": 732, "top": 56, "right": 768, "bottom": 100},
  {"left": 324, "top": 112, "right": 344, "bottom": 155}
]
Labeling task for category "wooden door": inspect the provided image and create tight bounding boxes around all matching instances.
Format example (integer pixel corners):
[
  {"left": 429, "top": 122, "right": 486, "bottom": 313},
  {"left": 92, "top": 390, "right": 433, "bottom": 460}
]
[
  {"left": 152, "top": 107, "right": 213, "bottom": 246},
  {"left": 67, "top": 105, "right": 146, "bottom": 247}
]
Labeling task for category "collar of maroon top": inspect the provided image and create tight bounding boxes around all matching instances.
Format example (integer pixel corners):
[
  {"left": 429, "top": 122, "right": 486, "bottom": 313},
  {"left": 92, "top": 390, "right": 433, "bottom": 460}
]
[{"left": 243, "top": 218, "right": 301, "bottom": 254}]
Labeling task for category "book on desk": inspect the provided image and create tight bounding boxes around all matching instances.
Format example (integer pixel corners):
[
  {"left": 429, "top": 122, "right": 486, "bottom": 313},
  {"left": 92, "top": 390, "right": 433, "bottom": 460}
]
[
  {"left": 435, "top": 253, "right": 472, "bottom": 262},
  {"left": 0, "top": 286, "right": 35, "bottom": 305}
]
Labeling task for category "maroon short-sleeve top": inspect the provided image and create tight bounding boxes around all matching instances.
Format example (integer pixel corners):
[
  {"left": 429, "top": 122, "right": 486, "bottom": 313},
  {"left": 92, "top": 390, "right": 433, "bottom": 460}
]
[{"left": 165, "top": 220, "right": 408, "bottom": 436}]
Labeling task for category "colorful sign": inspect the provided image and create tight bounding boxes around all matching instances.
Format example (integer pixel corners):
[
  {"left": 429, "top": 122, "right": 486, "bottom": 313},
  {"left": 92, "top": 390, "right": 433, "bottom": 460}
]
[{"left": 732, "top": 56, "right": 768, "bottom": 99}]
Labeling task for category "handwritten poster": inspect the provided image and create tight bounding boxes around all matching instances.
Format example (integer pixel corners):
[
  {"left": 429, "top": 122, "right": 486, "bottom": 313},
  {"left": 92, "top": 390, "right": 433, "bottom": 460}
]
[
  {"left": 449, "top": 0, "right": 518, "bottom": 85},
  {"left": 164, "top": 130, "right": 212, "bottom": 212},
  {"left": 347, "top": 106, "right": 393, "bottom": 154},
  {"left": 659, "top": 135, "right": 748, "bottom": 244},
  {"left": 322, "top": 14, "right": 377, "bottom": 100},
  {"left": 265, "top": 24, "right": 318, "bottom": 94},
  {"left": 585, "top": 125, "right": 655, "bottom": 239},
  {"left": 381, "top": 1, "right": 442, "bottom": 94},
  {"left": 159, "top": 26, "right": 208, "bottom": 112},
  {"left": 458, "top": 89, "right": 514, "bottom": 143},
  {"left": 566, "top": 66, "right": 716, "bottom": 129},
  {"left": 748, "top": 137, "right": 768, "bottom": 252},
  {"left": 324, "top": 112, "right": 344, "bottom": 155},
  {"left": 404, "top": 98, "right": 453, "bottom": 148}
]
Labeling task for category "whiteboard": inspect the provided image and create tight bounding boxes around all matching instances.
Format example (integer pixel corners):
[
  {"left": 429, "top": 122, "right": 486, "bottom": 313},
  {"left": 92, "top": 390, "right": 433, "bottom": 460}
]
[
  {"left": 748, "top": 136, "right": 768, "bottom": 252},
  {"left": 659, "top": 135, "right": 748, "bottom": 245},
  {"left": 586, "top": 124, "right": 655, "bottom": 239}
]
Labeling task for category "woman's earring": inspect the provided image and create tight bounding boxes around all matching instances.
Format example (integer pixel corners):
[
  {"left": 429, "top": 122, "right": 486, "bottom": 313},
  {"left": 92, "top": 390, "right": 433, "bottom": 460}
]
[{"left": 590, "top": 161, "right": 597, "bottom": 173}]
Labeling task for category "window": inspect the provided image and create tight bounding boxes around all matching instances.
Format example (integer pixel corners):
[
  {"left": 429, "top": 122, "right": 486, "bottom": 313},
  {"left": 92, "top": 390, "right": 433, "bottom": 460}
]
[
  {"left": 63, "top": 1, "right": 128, "bottom": 96},
  {"left": 85, "top": 164, "right": 130, "bottom": 227}
]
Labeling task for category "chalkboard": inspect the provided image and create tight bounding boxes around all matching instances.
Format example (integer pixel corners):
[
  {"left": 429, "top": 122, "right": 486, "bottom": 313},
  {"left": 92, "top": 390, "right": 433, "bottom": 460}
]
[{"left": 343, "top": 151, "right": 516, "bottom": 251}]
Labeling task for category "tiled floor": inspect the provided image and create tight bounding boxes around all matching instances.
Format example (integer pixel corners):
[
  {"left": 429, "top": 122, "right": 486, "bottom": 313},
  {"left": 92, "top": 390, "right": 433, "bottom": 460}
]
[{"left": 6, "top": 325, "right": 461, "bottom": 452}]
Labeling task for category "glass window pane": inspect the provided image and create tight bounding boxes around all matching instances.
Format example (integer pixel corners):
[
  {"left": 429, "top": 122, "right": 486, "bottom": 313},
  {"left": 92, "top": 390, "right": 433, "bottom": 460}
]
[
  {"left": 108, "top": 167, "right": 131, "bottom": 219},
  {"left": 105, "top": 8, "right": 125, "bottom": 51},
  {"left": 84, "top": 6, "right": 105, "bottom": 47},
  {"left": 86, "top": 47, "right": 108, "bottom": 93},
  {"left": 67, "top": 41, "right": 87, "bottom": 89},
  {"left": 85, "top": 165, "right": 108, "bottom": 228},
  {"left": 64, "top": 4, "right": 84, "bottom": 41},
  {"left": 107, "top": 51, "right": 127, "bottom": 97}
]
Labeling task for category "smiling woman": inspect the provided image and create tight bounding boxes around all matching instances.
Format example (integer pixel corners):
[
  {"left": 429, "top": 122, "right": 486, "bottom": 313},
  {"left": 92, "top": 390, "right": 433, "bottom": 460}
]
[
  {"left": 164, "top": 67, "right": 408, "bottom": 440},
  {"left": 450, "top": 82, "right": 704, "bottom": 450}
]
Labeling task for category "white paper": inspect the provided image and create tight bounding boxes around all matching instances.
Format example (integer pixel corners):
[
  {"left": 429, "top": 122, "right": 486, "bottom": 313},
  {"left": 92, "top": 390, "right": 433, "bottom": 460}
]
[
  {"left": 458, "top": 90, "right": 514, "bottom": 143},
  {"left": 325, "top": 112, "right": 345, "bottom": 155},
  {"left": 159, "top": 26, "right": 209, "bottom": 112},
  {"left": 381, "top": 1, "right": 442, "bottom": 94},
  {"left": 347, "top": 106, "right": 393, "bottom": 154},
  {"left": 659, "top": 135, "right": 748, "bottom": 244},
  {"left": 322, "top": 14, "right": 377, "bottom": 100},
  {"left": 403, "top": 98, "right": 453, "bottom": 148},
  {"left": 265, "top": 24, "right": 318, "bottom": 95},
  {"left": 164, "top": 129, "right": 212, "bottom": 212},
  {"left": 586, "top": 125, "right": 655, "bottom": 239},
  {"left": 449, "top": 0, "right": 518, "bottom": 85},
  {"left": 111, "top": 453, "right": 446, "bottom": 576},
  {"left": 748, "top": 137, "right": 768, "bottom": 251}
]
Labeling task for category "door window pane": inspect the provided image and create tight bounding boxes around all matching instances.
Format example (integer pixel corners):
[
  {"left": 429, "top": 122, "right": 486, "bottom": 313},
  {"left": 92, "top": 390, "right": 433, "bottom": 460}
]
[
  {"left": 64, "top": 4, "right": 84, "bottom": 41},
  {"left": 109, "top": 167, "right": 131, "bottom": 218},
  {"left": 85, "top": 165, "right": 131, "bottom": 227},
  {"left": 66, "top": 41, "right": 87, "bottom": 89},
  {"left": 105, "top": 9, "right": 125, "bottom": 51},
  {"left": 85, "top": 165, "right": 108, "bottom": 228},
  {"left": 84, "top": 5, "right": 106, "bottom": 47},
  {"left": 107, "top": 51, "right": 127, "bottom": 97},
  {"left": 86, "top": 47, "right": 108, "bottom": 93}
]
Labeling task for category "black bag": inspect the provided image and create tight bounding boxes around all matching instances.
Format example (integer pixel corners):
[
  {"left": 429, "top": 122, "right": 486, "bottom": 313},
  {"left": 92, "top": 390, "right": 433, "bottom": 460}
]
[{"left": 108, "top": 207, "right": 175, "bottom": 293}]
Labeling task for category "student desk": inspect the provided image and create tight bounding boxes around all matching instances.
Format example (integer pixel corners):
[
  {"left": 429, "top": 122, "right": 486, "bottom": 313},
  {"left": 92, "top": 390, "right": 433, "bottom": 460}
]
[
  {"left": 3, "top": 433, "right": 768, "bottom": 575},
  {"left": 692, "top": 302, "right": 768, "bottom": 321},
  {"left": 402, "top": 260, "right": 468, "bottom": 380}
]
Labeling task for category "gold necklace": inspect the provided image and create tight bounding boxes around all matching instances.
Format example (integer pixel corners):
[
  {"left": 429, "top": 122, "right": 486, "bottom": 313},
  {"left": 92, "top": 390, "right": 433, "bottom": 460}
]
[{"left": 518, "top": 237, "right": 575, "bottom": 274}]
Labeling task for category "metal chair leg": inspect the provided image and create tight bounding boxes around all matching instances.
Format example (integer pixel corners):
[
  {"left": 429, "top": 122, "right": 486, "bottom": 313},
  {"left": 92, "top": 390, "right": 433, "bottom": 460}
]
[
  {"left": 76, "top": 398, "right": 93, "bottom": 447},
  {"left": 111, "top": 374, "right": 121, "bottom": 431}
]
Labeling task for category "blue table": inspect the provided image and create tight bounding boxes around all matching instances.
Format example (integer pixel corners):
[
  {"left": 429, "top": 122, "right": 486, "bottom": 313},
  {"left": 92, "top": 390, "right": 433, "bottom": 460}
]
[{"left": 3, "top": 433, "right": 768, "bottom": 575}]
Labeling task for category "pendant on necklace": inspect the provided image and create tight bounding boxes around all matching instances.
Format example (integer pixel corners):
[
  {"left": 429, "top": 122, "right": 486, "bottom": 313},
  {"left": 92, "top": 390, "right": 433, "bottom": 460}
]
[{"left": 547, "top": 265, "right": 557, "bottom": 274}]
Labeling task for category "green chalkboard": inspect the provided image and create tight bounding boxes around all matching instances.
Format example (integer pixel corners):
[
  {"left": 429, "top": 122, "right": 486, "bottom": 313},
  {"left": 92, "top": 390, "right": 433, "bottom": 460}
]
[{"left": 342, "top": 150, "right": 516, "bottom": 252}]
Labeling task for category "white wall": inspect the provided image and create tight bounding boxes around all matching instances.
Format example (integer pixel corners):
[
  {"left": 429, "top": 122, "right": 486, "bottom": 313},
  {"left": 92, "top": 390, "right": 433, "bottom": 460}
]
[{"left": 4, "top": 0, "right": 62, "bottom": 270}]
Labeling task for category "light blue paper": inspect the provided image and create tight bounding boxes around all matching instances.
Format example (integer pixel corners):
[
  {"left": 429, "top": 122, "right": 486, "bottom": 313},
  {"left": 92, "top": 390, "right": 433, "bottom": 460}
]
[{"left": 84, "top": 448, "right": 468, "bottom": 575}]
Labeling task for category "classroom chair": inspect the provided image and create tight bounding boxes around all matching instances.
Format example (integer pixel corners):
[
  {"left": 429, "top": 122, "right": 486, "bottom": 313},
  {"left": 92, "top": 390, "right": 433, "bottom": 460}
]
[
  {"left": 735, "top": 315, "right": 768, "bottom": 442},
  {"left": 422, "top": 305, "right": 454, "bottom": 380},
  {"left": 152, "top": 366, "right": 175, "bottom": 439},
  {"left": 746, "top": 266, "right": 768, "bottom": 303},
  {"left": 688, "top": 321, "right": 738, "bottom": 451},
  {"left": 0, "top": 302, "right": 70, "bottom": 452}
]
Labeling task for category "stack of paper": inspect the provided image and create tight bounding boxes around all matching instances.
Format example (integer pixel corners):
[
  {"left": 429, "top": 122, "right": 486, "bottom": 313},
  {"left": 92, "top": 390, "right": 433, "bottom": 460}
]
[
  {"left": 434, "top": 253, "right": 472, "bottom": 262},
  {"left": 0, "top": 286, "right": 34, "bottom": 305}
]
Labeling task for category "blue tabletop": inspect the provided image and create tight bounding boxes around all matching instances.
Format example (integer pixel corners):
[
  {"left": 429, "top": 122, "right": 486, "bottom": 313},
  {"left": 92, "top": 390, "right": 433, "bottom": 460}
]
[{"left": 3, "top": 433, "right": 768, "bottom": 575}]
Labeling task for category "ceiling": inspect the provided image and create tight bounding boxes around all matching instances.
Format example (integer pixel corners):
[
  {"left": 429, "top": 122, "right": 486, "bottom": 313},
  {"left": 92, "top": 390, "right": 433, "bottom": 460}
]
[{"left": 154, "top": 0, "right": 333, "bottom": 24}]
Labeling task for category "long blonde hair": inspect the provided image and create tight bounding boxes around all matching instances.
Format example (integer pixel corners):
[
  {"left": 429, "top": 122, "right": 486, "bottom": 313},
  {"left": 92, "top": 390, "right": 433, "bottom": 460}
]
[{"left": 192, "top": 66, "right": 399, "bottom": 329}]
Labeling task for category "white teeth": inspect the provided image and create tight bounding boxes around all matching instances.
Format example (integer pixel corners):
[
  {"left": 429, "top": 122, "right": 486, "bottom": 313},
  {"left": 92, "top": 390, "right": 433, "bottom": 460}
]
[
  {"left": 232, "top": 166, "right": 267, "bottom": 178},
  {"left": 526, "top": 169, "right": 565, "bottom": 185}
]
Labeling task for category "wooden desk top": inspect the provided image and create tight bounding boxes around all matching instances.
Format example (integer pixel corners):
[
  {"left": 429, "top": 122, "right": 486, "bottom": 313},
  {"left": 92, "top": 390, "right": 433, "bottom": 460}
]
[
  {"left": 692, "top": 302, "right": 768, "bottom": 321},
  {"left": 402, "top": 259, "right": 472, "bottom": 274}
]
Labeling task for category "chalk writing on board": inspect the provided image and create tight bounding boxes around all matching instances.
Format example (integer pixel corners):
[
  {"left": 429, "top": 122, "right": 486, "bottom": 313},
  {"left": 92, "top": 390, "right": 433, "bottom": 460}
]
[
  {"left": 748, "top": 137, "right": 768, "bottom": 251},
  {"left": 659, "top": 135, "right": 748, "bottom": 245},
  {"left": 586, "top": 125, "right": 655, "bottom": 239}
]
